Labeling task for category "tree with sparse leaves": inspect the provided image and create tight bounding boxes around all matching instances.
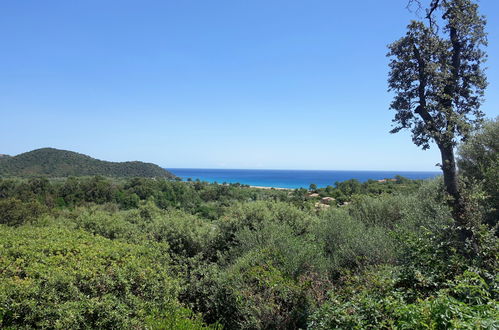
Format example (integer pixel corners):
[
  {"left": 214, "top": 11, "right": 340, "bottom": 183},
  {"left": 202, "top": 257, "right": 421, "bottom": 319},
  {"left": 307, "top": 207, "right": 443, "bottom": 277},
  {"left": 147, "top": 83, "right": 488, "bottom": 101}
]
[{"left": 387, "top": 0, "right": 487, "bottom": 243}]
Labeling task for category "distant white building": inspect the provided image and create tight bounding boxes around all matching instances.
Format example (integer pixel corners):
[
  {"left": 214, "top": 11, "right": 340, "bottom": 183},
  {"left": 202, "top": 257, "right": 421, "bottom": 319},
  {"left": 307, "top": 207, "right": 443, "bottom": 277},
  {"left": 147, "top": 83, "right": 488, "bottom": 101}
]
[{"left": 320, "top": 197, "right": 336, "bottom": 205}]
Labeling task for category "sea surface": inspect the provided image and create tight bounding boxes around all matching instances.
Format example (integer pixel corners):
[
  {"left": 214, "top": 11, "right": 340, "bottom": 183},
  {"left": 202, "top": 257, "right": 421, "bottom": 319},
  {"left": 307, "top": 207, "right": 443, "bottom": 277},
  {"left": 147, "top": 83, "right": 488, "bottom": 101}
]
[{"left": 167, "top": 168, "right": 441, "bottom": 189}]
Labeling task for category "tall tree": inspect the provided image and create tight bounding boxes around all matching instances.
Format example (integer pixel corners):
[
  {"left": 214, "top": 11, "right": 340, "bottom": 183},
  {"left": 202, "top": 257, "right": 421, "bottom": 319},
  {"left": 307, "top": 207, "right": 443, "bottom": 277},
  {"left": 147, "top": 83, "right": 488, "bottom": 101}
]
[{"left": 387, "top": 0, "right": 487, "bottom": 242}]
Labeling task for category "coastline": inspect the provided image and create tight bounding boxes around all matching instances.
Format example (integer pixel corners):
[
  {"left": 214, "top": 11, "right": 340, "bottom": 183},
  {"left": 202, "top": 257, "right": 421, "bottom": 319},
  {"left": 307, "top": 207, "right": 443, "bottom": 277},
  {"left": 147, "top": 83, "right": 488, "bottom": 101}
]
[
  {"left": 170, "top": 168, "right": 441, "bottom": 190},
  {"left": 249, "top": 185, "right": 293, "bottom": 191}
]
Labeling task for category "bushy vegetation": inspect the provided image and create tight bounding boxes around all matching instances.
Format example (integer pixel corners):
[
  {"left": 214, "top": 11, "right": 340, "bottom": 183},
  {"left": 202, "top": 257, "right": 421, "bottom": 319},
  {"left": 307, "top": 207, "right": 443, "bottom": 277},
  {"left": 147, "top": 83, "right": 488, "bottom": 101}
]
[
  {"left": 0, "top": 154, "right": 497, "bottom": 329},
  {"left": 0, "top": 148, "right": 175, "bottom": 178},
  {"left": 0, "top": 226, "right": 210, "bottom": 329},
  {"left": 458, "top": 118, "right": 499, "bottom": 229},
  {"left": 1, "top": 122, "right": 497, "bottom": 328}
]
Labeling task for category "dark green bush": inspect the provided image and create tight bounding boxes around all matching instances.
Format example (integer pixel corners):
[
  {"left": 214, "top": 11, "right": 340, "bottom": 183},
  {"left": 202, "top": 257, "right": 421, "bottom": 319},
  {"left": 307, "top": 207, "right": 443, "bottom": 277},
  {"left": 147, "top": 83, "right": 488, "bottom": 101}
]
[
  {"left": 225, "top": 256, "right": 310, "bottom": 329},
  {"left": 233, "top": 222, "right": 328, "bottom": 278},
  {"left": 145, "top": 208, "right": 215, "bottom": 258},
  {"left": 348, "top": 194, "right": 406, "bottom": 229},
  {"left": 458, "top": 118, "right": 499, "bottom": 228},
  {"left": 313, "top": 208, "right": 396, "bottom": 271},
  {"left": 308, "top": 268, "right": 498, "bottom": 329},
  {"left": 214, "top": 201, "right": 316, "bottom": 252},
  {"left": 146, "top": 305, "right": 220, "bottom": 329},
  {"left": 68, "top": 206, "right": 143, "bottom": 242},
  {"left": 394, "top": 270, "right": 498, "bottom": 329},
  {"left": 191, "top": 252, "right": 311, "bottom": 330},
  {"left": 0, "top": 198, "right": 47, "bottom": 226}
]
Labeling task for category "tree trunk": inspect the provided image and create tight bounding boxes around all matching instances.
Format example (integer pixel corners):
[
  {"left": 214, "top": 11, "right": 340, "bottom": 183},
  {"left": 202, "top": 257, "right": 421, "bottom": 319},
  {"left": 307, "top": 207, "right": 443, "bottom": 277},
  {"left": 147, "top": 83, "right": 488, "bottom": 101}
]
[
  {"left": 439, "top": 143, "right": 459, "bottom": 201},
  {"left": 438, "top": 142, "right": 475, "bottom": 247}
]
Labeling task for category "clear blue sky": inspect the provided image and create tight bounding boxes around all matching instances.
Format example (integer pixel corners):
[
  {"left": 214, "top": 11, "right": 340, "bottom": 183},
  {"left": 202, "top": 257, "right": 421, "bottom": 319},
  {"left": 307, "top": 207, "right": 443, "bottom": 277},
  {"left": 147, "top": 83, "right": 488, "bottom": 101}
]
[{"left": 1, "top": 0, "right": 498, "bottom": 171}]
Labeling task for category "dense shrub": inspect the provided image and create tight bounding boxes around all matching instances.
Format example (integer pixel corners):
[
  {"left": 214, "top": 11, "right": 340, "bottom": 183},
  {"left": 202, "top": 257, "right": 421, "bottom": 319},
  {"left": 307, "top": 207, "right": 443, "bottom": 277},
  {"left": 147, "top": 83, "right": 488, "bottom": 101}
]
[
  {"left": 348, "top": 193, "right": 407, "bottom": 229},
  {"left": 184, "top": 253, "right": 311, "bottom": 330},
  {"left": 0, "top": 225, "right": 185, "bottom": 328},
  {"left": 224, "top": 255, "right": 310, "bottom": 329},
  {"left": 308, "top": 267, "right": 401, "bottom": 329},
  {"left": 0, "top": 198, "right": 47, "bottom": 226},
  {"left": 313, "top": 208, "right": 396, "bottom": 271},
  {"left": 179, "top": 259, "right": 243, "bottom": 327},
  {"left": 145, "top": 208, "right": 216, "bottom": 258},
  {"left": 347, "top": 179, "right": 452, "bottom": 233},
  {"left": 0, "top": 174, "right": 496, "bottom": 328},
  {"left": 458, "top": 118, "right": 499, "bottom": 228},
  {"left": 214, "top": 201, "right": 316, "bottom": 252},
  {"left": 233, "top": 222, "right": 328, "bottom": 279},
  {"left": 68, "top": 207, "right": 142, "bottom": 241},
  {"left": 146, "top": 305, "right": 220, "bottom": 329},
  {"left": 308, "top": 268, "right": 498, "bottom": 329}
]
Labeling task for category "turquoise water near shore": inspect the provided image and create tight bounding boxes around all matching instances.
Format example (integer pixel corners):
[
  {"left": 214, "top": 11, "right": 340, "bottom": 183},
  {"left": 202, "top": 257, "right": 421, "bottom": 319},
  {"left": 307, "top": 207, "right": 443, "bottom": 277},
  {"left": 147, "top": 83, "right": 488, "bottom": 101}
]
[{"left": 167, "top": 168, "right": 441, "bottom": 189}]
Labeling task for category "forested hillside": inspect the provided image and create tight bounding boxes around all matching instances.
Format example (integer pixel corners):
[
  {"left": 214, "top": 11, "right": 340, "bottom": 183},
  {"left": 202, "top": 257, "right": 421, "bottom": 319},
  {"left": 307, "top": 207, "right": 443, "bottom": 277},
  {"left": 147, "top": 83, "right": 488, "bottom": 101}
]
[{"left": 0, "top": 148, "right": 175, "bottom": 179}]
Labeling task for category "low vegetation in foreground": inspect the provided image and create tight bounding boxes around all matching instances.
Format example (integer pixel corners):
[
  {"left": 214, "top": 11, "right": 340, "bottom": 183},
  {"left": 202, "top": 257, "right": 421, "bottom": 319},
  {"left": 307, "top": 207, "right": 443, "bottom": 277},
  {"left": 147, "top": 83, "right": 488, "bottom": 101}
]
[{"left": 0, "top": 120, "right": 498, "bottom": 329}]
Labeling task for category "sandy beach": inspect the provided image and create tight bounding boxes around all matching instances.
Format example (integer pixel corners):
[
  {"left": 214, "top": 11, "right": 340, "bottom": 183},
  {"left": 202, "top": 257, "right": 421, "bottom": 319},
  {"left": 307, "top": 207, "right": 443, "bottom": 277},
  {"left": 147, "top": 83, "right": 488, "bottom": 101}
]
[{"left": 249, "top": 185, "right": 293, "bottom": 191}]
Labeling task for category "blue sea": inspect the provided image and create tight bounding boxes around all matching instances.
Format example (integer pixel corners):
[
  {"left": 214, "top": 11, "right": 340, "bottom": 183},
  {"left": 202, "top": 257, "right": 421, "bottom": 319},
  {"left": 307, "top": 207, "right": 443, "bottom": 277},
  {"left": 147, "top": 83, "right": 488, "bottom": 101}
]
[{"left": 167, "top": 168, "right": 441, "bottom": 189}]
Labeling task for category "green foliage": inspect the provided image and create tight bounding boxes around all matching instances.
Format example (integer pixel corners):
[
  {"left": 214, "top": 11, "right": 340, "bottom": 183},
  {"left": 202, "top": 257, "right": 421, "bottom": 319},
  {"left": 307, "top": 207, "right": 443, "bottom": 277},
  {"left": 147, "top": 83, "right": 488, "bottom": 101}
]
[
  {"left": 397, "top": 178, "right": 453, "bottom": 231},
  {"left": 0, "top": 198, "right": 47, "bottom": 226},
  {"left": 387, "top": 0, "right": 487, "bottom": 149},
  {"left": 0, "top": 147, "right": 175, "bottom": 178},
  {"left": 0, "top": 225, "right": 182, "bottom": 329},
  {"left": 0, "top": 173, "right": 496, "bottom": 328},
  {"left": 394, "top": 270, "right": 498, "bottom": 329},
  {"left": 348, "top": 194, "right": 405, "bottom": 229},
  {"left": 396, "top": 227, "right": 468, "bottom": 298},
  {"left": 213, "top": 201, "right": 316, "bottom": 254},
  {"left": 178, "top": 259, "right": 241, "bottom": 327},
  {"left": 58, "top": 202, "right": 215, "bottom": 259},
  {"left": 146, "top": 306, "right": 220, "bottom": 330},
  {"left": 70, "top": 206, "right": 144, "bottom": 242},
  {"left": 458, "top": 118, "right": 499, "bottom": 183},
  {"left": 314, "top": 208, "right": 396, "bottom": 271},
  {"left": 335, "top": 179, "right": 363, "bottom": 196},
  {"left": 458, "top": 118, "right": 499, "bottom": 228},
  {"left": 183, "top": 254, "right": 311, "bottom": 329},
  {"left": 145, "top": 207, "right": 215, "bottom": 258},
  {"left": 308, "top": 267, "right": 401, "bottom": 329},
  {"left": 348, "top": 179, "right": 454, "bottom": 233},
  {"left": 309, "top": 262, "right": 498, "bottom": 329},
  {"left": 309, "top": 268, "right": 499, "bottom": 329},
  {"left": 223, "top": 256, "right": 310, "bottom": 329},
  {"left": 326, "top": 177, "right": 423, "bottom": 202},
  {"left": 233, "top": 222, "right": 327, "bottom": 279}
]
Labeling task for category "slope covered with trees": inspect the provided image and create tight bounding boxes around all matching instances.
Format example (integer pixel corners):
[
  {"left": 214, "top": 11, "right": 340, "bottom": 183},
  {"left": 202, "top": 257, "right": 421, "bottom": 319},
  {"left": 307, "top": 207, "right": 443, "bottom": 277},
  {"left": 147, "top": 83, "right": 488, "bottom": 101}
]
[{"left": 0, "top": 148, "right": 175, "bottom": 179}]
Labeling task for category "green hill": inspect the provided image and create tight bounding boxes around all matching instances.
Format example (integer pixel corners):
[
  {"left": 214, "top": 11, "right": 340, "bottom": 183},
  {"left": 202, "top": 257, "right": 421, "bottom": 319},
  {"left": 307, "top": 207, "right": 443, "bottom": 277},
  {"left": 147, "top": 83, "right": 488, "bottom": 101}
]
[{"left": 0, "top": 148, "right": 176, "bottom": 178}]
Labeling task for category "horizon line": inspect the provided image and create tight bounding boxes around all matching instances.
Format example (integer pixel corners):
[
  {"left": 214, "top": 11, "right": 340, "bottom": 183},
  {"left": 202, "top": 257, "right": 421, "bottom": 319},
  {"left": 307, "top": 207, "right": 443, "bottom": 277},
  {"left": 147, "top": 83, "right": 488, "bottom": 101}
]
[{"left": 166, "top": 167, "right": 442, "bottom": 173}]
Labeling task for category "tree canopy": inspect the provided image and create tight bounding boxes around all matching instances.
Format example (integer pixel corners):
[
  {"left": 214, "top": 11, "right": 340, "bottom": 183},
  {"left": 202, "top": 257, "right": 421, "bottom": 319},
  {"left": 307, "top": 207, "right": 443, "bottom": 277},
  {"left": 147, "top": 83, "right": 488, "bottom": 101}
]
[
  {"left": 388, "top": 0, "right": 487, "bottom": 150},
  {"left": 387, "top": 0, "right": 488, "bottom": 244}
]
